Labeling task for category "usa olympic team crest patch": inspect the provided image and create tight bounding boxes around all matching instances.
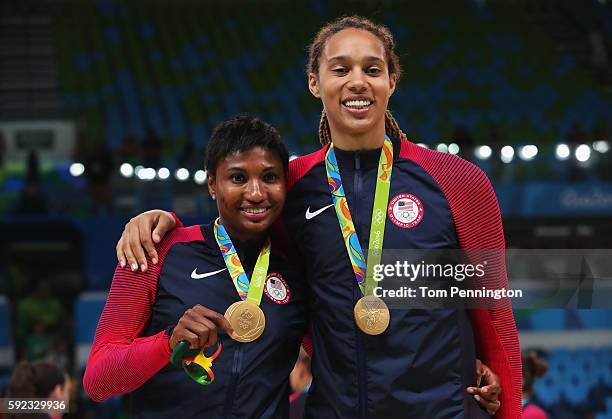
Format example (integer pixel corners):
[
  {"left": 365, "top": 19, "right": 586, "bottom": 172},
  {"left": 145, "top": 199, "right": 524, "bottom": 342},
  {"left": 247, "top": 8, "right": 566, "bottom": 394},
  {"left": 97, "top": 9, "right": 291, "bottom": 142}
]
[
  {"left": 264, "top": 273, "right": 290, "bottom": 304},
  {"left": 387, "top": 193, "right": 424, "bottom": 228}
]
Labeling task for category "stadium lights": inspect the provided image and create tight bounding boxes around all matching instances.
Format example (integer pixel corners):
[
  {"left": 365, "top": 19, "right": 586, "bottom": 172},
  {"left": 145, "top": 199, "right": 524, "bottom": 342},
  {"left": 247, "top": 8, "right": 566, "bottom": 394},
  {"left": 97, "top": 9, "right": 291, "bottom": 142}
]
[
  {"left": 500, "top": 146, "right": 514, "bottom": 163},
  {"left": 593, "top": 141, "right": 610, "bottom": 153},
  {"left": 119, "top": 163, "right": 134, "bottom": 178},
  {"left": 157, "top": 167, "right": 170, "bottom": 180},
  {"left": 518, "top": 145, "right": 538, "bottom": 161},
  {"left": 137, "top": 167, "right": 156, "bottom": 181},
  {"left": 100, "top": 138, "right": 612, "bottom": 186},
  {"left": 70, "top": 163, "right": 85, "bottom": 177},
  {"left": 134, "top": 165, "right": 144, "bottom": 177},
  {"left": 175, "top": 168, "right": 190, "bottom": 181},
  {"left": 448, "top": 143, "right": 460, "bottom": 155},
  {"left": 575, "top": 144, "right": 591, "bottom": 162},
  {"left": 555, "top": 144, "right": 570, "bottom": 161},
  {"left": 194, "top": 170, "right": 207, "bottom": 184},
  {"left": 475, "top": 145, "right": 492, "bottom": 160}
]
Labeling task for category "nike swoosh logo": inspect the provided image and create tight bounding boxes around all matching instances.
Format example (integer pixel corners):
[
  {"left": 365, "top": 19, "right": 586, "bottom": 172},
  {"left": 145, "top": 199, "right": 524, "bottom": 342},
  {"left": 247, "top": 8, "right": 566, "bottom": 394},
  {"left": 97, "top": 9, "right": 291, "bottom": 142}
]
[
  {"left": 305, "top": 203, "right": 334, "bottom": 220},
  {"left": 191, "top": 268, "right": 226, "bottom": 279}
]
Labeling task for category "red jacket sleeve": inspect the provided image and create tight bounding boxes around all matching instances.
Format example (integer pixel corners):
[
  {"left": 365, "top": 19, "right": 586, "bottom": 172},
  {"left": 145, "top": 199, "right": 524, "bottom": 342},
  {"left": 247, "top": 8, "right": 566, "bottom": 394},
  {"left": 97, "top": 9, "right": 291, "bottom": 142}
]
[
  {"left": 83, "top": 261, "right": 170, "bottom": 402},
  {"left": 83, "top": 228, "right": 201, "bottom": 402},
  {"left": 170, "top": 211, "right": 184, "bottom": 228},
  {"left": 401, "top": 140, "right": 522, "bottom": 418},
  {"left": 453, "top": 166, "right": 522, "bottom": 419},
  {"left": 301, "top": 333, "right": 313, "bottom": 358}
]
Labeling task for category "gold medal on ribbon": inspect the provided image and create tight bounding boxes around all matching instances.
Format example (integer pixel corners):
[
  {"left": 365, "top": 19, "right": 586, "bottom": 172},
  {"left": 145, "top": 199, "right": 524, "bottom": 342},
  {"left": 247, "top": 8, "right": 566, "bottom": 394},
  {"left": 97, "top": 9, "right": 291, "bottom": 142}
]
[
  {"left": 354, "top": 295, "right": 390, "bottom": 335},
  {"left": 326, "top": 138, "right": 394, "bottom": 335},
  {"left": 224, "top": 300, "right": 266, "bottom": 343},
  {"left": 214, "top": 219, "right": 271, "bottom": 343}
]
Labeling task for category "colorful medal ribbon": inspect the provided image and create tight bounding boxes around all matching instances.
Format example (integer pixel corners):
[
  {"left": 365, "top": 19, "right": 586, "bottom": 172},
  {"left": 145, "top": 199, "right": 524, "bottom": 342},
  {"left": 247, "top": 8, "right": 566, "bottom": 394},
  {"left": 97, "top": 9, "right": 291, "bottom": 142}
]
[
  {"left": 213, "top": 218, "right": 271, "bottom": 305},
  {"left": 325, "top": 137, "right": 393, "bottom": 296},
  {"left": 171, "top": 341, "right": 222, "bottom": 385}
]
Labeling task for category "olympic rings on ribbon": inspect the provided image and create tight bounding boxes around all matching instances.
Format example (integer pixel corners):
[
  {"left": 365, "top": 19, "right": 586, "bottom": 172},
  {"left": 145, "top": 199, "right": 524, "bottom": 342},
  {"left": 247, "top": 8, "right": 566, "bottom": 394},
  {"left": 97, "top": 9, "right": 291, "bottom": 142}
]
[{"left": 373, "top": 208, "right": 386, "bottom": 226}]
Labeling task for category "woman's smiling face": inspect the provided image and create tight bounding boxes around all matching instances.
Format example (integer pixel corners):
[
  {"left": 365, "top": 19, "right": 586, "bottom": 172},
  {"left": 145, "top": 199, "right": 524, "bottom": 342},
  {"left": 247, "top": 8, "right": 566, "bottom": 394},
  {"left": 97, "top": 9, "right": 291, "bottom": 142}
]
[
  {"left": 308, "top": 28, "right": 397, "bottom": 142},
  {"left": 208, "top": 146, "right": 286, "bottom": 242}
]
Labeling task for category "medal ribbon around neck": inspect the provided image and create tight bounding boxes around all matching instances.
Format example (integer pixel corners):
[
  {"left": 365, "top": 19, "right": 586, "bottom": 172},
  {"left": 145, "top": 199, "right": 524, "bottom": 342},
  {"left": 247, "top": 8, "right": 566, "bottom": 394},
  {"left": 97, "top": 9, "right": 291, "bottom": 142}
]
[
  {"left": 325, "top": 136, "right": 393, "bottom": 296},
  {"left": 213, "top": 218, "right": 271, "bottom": 305}
]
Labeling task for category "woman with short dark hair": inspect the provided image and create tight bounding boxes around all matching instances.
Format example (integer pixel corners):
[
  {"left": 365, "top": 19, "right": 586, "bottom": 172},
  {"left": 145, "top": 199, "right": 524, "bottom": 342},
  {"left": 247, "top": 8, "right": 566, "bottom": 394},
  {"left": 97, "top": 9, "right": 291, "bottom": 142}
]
[{"left": 84, "top": 115, "right": 307, "bottom": 418}]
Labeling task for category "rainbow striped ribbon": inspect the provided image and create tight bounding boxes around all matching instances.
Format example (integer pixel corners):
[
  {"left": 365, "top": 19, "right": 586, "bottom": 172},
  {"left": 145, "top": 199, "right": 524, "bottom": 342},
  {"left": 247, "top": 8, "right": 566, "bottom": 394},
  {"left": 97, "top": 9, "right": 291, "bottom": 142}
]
[
  {"left": 325, "top": 137, "right": 393, "bottom": 296},
  {"left": 213, "top": 218, "right": 270, "bottom": 304}
]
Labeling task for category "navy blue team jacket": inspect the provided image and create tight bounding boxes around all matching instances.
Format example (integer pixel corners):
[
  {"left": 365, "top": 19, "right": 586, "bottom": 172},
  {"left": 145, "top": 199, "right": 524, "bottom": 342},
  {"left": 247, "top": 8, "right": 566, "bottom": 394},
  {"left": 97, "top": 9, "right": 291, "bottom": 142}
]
[
  {"left": 283, "top": 136, "right": 520, "bottom": 418},
  {"left": 85, "top": 222, "right": 308, "bottom": 419}
]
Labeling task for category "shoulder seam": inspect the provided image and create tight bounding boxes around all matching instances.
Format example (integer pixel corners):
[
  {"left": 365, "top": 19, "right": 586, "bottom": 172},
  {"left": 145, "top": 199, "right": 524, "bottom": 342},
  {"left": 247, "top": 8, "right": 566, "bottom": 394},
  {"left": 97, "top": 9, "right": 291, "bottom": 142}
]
[
  {"left": 155, "top": 225, "right": 205, "bottom": 261},
  {"left": 288, "top": 147, "right": 326, "bottom": 190}
]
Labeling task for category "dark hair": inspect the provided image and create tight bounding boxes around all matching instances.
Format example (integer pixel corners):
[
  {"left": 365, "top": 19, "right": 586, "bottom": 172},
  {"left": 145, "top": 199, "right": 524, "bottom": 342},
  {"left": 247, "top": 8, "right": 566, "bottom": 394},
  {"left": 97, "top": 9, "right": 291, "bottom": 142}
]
[
  {"left": 307, "top": 15, "right": 401, "bottom": 80},
  {"left": 306, "top": 16, "right": 406, "bottom": 146},
  {"left": 522, "top": 351, "right": 548, "bottom": 394},
  {"left": 6, "top": 360, "right": 66, "bottom": 398},
  {"left": 205, "top": 115, "right": 288, "bottom": 177}
]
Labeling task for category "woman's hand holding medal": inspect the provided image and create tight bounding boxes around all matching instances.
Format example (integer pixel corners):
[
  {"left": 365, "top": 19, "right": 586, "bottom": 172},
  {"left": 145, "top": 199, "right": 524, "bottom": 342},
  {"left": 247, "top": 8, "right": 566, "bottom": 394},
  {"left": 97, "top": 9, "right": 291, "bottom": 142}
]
[{"left": 169, "top": 304, "right": 234, "bottom": 350}]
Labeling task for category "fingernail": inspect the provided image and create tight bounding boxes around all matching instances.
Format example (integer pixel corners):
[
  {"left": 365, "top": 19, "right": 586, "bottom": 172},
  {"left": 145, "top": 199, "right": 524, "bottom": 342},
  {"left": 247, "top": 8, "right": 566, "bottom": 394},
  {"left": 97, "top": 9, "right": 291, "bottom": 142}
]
[
  {"left": 141, "top": 264, "right": 147, "bottom": 272},
  {"left": 482, "top": 388, "right": 488, "bottom": 393},
  {"left": 467, "top": 388, "right": 474, "bottom": 394},
  {"left": 154, "top": 234, "right": 160, "bottom": 242},
  {"left": 152, "top": 258, "right": 158, "bottom": 264},
  {"left": 131, "top": 263, "right": 138, "bottom": 271},
  {"left": 120, "top": 260, "right": 125, "bottom": 268}
]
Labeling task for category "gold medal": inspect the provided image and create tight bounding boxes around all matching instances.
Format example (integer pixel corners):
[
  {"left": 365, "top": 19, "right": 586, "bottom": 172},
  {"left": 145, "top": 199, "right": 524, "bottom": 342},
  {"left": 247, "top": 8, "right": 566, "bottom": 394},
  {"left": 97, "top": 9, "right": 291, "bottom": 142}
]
[
  {"left": 354, "top": 295, "right": 390, "bottom": 335},
  {"left": 224, "top": 300, "right": 266, "bottom": 342}
]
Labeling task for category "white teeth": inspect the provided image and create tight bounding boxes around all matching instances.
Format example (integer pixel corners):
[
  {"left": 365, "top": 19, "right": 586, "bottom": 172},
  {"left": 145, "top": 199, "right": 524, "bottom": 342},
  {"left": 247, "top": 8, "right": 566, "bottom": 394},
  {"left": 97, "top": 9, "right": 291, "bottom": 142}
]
[
  {"left": 343, "top": 100, "right": 372, "bottom": 108},
  {"left": 243, "top": 208, "right": 266, "bottom": 214}
]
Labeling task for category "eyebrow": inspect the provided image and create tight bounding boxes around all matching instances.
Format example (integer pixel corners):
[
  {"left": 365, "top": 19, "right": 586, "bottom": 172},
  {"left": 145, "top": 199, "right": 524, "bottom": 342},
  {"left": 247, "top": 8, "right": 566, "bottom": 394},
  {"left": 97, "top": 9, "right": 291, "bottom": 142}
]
[
  {"left": 226, "top": 164, "right": 279, "bottom": 171},
  {"left": 327, "top": 55, "right": 385, "bottom": 63}
]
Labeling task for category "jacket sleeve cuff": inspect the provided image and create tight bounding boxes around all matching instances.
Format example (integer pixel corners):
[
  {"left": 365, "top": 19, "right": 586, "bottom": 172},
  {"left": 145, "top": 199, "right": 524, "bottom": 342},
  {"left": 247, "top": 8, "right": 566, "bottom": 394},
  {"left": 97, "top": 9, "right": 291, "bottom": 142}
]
[{"left": 154, "top": 329, "right": 173, "bottom": 358}]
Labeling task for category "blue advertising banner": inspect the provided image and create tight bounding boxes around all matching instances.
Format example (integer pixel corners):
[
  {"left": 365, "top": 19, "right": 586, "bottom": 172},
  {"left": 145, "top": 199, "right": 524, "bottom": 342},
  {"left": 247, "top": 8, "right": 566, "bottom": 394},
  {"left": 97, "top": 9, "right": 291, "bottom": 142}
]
[{"left": 522, "top": 182, "right": 612, "bottom": 217}]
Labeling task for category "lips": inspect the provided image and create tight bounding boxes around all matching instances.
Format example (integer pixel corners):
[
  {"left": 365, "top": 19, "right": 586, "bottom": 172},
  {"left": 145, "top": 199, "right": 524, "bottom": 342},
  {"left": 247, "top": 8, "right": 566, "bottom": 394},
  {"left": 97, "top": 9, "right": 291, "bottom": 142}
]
[{"left": 240, "top": 207, "right": 271, "bottom": 221}]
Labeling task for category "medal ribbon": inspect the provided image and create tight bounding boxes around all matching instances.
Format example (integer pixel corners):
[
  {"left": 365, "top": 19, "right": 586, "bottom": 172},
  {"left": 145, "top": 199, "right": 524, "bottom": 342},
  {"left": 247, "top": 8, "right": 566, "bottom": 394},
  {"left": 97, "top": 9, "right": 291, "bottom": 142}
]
[
  {"left": 325, "top": 137, "right": 393, "bottom": 296},
  {"left": 213, "top": 218, "right": 271, "bottom": 305}
]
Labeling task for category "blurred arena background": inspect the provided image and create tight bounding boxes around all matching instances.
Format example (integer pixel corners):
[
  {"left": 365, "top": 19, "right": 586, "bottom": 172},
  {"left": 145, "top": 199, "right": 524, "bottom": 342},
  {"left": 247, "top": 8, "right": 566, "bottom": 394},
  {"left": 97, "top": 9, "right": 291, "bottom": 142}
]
[{"left": 0, "top": 0, "right": 611, "bottom": 417}]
